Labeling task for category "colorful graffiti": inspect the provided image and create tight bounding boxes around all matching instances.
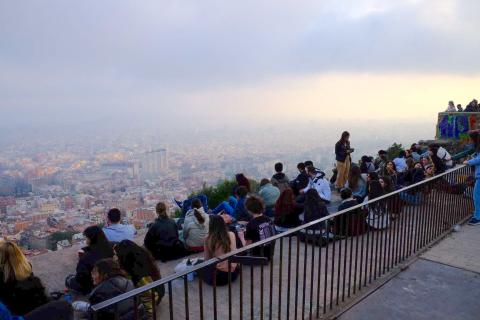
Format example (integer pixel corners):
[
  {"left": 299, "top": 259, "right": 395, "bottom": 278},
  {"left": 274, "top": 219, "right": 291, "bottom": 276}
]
[{"left": 437, "top": 113, "right": 477, "bottom": 141}]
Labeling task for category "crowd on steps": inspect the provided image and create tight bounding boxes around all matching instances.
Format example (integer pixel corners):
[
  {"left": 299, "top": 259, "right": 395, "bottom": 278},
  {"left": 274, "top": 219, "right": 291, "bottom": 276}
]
[{"left": 2, "top": 130, "right": 480, "bottom": 320}]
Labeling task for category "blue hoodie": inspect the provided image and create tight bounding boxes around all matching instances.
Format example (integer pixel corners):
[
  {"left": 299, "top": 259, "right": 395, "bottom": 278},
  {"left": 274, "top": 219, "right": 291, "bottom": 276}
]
[{"left": 467, "top": 152, "right": 480, "bottom": 179}]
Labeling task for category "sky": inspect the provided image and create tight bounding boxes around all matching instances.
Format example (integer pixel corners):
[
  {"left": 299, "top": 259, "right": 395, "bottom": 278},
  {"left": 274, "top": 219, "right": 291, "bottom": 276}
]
[{"left": 1, "top": 0, "right": 480, "bottom": 131}]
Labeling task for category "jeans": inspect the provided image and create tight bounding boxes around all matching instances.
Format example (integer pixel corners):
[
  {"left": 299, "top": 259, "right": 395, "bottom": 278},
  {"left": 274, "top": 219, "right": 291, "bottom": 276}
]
[
  {"left": 212, "top": 197, "right": 237, "bottom": 215},
  {"left": 474, "top": 179, "right": 480, "bottom": 219}
]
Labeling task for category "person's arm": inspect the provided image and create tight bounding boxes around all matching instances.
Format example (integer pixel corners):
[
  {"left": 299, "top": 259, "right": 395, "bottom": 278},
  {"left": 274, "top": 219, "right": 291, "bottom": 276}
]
[
  {"left": 228, "top": 232, "right": 238, "bottom": 251},
  {"left": 466, "top": 154, "right": 480, "bottom": 166}
]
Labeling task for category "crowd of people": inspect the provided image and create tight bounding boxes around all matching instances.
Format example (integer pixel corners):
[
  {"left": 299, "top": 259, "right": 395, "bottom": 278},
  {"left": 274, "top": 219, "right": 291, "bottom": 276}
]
[
  {"left": 445, "top": 99, "right": 479, "bottom": 112},
  {"left": 1, "top": 131, "right": 479, "bottom": 320}
]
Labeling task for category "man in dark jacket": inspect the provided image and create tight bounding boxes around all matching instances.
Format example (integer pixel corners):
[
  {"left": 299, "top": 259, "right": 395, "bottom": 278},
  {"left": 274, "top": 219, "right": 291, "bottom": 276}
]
[
  {"left": 271, "top": 162, "right": 290, "bottom": 192},
  {"left": 290, "top": 162, "right": 309, "bottom": 195}
]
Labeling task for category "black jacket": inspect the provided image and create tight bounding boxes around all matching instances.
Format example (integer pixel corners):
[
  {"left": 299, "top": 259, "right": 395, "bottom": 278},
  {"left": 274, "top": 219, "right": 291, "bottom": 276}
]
[
  {"left": 291, "top": 172, "right": 309, "bottom": 193},
  {"left": 88, "top": 275, "right": 139, "bottom": 320},
  {"left": 0, "top": 273, "right": 49, "bottom": 315},
  {"left": 144, "top": 218, "right": 186, "bottom": 261},
  {"left": 75, "top": 244, "right": 114, "bottom": 294},
  {"left": 335, "top": 140, "right": 351, "bottom": 162}
]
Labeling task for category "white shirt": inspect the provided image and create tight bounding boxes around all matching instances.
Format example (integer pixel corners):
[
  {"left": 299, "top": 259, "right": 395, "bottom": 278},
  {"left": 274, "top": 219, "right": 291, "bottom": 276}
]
[{"left": 302, "top": 173, "right": 332, "bottom": 202}]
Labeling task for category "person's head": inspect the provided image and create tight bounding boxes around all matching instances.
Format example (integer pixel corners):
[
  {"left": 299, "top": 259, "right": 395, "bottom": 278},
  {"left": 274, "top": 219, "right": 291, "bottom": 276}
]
[
  {"left": 245, "top": 195, "right": 265, "bottom": 216},
  {"left": 457, "top": 104, "right": 462, "bottom": 110},
  {"left": 378, "top": 150, "right": 387, "bottom": 160},
  {"left": 428, "top": 143, "right": 439, "bottom": 152},
  {"left": 274, "top": 162, "right": 283, "bottom": 173},
  {"left": 235, "top": 186, "right": 248, "bottom": 199},
  {"left": 406, "top": 158, "right": 415, "bottom": 170},
  {"left": 448, "top": 101, "right": 454, "bottom": 108},
  {"left": 368, "top": 180, "right": 384, "bottom": 200},
  {"left": 91, "top": 258, "right": 125, "bottom": 286},
  {"left": 421, "top": 157, "right": 430, "bottom": 167},
  {"left": 340, "top": 188, "right": 352, "bottom": 200},
  {"left": 347, "top": 165, "right": 361, "bottom": 189},
  {"left": 260, "top": 178, "right": 270, "bottom": 187},
  {"left": 235, "top": 173, "right": 251, "bottom": 192},
  {"left": 340, "top": 131, "right": 350, "bottom": 143},
  {"left": 0, "top": 241, "right": 32, "bottom": 282},
  {"left": 306, "top": 165, "right": 317, "bottom": 177},
  {"left": 297, "top": 162, "right": 306, "bottom": 172},
  {"left": 114, "top": 240, "right": 160, "bottom": 283},
  {"left": 156, "top": 202, "right": 168, "bottom": 219},
  {"left": 361, "top": 155, "right": 370, "bottom": 163},
  {"left": 207, "top": 214, "right": 231, "bottom": 254},
  {"left": 107, "top": 208, "right": 121, "bottom": 224},
  {"left": 425, "top": 164, "right": 434, "bottom": 177},
  {"left": 379, "top": 175, "right": 394, "bottom": 192},
  {"left": 386, "top": 161, "right": 396, "bottom": 173},
  {"left": 304, "top": 160, "right": 314, "bottom": 167},
  {"left": 410, "top": 144, "right": 418, "bottom": 152},
  {"left": 368, "top": 171, "right": 379, "bottom": 182},
  {"left": 473, "top": 99, "right": 478, "bottom": 107},
  {"left": 83, "top": 226, "right": 109, "bottom": 248},
  {"left": 191, "top": 198, "right": 202, "bottom": 210}
]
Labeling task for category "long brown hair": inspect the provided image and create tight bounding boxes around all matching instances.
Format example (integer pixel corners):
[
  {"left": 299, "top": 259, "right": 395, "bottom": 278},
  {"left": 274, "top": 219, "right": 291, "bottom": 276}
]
[
  {"left": 114, "top": 240, "right": 160, "bottom": 284},
  {"left": 206, "top": 215, "right": 231, "bottom": 255},
  {"left": 191, "top": 199, "right": 205, "bottom": 224},
  {"left": 347, "top": 165, "right": 362, "bottom": 190},
  {"left": 275, "top": 188, "right": 295, "bottom": 215},
  {"left": 0, "top": 241, "right": 32, "bottom": 282}
]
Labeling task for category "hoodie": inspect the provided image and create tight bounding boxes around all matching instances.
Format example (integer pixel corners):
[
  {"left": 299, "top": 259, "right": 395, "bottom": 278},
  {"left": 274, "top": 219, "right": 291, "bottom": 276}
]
[
  {"left": 183, "top": 207, "right": 210, "bottom": 248},
  {"left": 271, "top": 173, "right": 290, "bottom": 192}
]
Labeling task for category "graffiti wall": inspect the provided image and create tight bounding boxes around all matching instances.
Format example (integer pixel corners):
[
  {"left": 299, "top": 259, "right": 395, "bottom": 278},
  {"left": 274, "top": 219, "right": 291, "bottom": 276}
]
[{"left": 436, "top": 112, "right": 479, "bottom": 141}]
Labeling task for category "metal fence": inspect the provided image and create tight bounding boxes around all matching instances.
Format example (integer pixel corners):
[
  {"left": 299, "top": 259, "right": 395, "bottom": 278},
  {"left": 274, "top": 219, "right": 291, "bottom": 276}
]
[{"left": 91, "top": 165, "right": 474, "bottom": 320}]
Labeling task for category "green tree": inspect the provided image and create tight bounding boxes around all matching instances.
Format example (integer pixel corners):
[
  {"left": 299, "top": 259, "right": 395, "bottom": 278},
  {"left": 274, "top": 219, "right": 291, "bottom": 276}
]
[{"left": 386, "top": 143, "right": 404, "bottom": 160}]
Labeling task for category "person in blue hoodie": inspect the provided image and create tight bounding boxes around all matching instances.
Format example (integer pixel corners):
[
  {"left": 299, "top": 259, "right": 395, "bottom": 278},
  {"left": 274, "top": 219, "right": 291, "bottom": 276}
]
[{"left": 464, "top": 131, "right": 480, "bottom": 225}]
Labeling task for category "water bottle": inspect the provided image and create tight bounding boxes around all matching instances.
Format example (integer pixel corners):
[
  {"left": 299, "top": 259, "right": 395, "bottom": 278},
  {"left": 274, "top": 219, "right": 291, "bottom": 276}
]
[{"left": 64, "top": 290, "right": 72, "bottom": 303}]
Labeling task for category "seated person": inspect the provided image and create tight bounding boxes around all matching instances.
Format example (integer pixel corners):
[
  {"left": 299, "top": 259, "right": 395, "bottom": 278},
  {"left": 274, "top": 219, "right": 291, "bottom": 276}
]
[
  {"left": 0, "top": 241, "right": 49, "bottom": 316},
  {"left": 114, "top": 240, "right": 165, "bottom": 318},
  {"left": 244, "top": 195, "right": 276, "bottom": 260},
  {"left": 202, "top": 215, "right": 239, "bottom": 286},
  {"left": 102, "top": 208, "right": 136, "bottom": 243},
  {"left": 258, "top": 178, "right": 280, "bottom": 217},
  {"left": 271, "top": 162, "right": 290, "bottom": 192},
  {"left": 393, "top": 151, "right": 408, "bottom": 173},
  {"left": 274, "top": 188, "right": 302, "bottom": 230},
  {"left": 72, "top": 258, "right": 139, "bottom": 320},
  {"left": 0, "top": 301, "right": 73, "bottom": 320},
  {"left": 290, "top": 162, "right": 309, "bottom": 196},
  {"left": 144, "top": 202, "right": 188, "bottom": 262},
  {"left": 364, "top": 180, "right": 390, "bottom": 230},
  {"left": 301, "top": 165, "right": 332, "bottom": 203},
  {"left": 213, "top": 186, "right": 251, "bottom": 222},
  {"left": 335, "top": 188, "right": 362, "bottom": 236},
  {"left": 345, "top": 165, "right": 367, "bottom": 202},
  {"left": 65, "top": 226, "right": 114, "bottom": 294},
  {"left": 300, "top": 189, "right": 330, "bottom": 238},
  {"left": 183, "top": 198, "right": 210, "bottom": 251},
  {"left": 174, "top": 194, "right": 209, "bottom": 223},
  {"left": 360, "top": 156, "right": 375, "bottom": 174}
]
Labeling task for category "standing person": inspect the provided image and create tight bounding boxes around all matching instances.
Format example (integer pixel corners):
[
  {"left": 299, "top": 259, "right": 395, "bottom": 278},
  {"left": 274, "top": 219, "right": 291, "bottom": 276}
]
[
  {"left": 202, "top": 215, "right": 239, "bottom": 286},
  {"left": 0, "top": 241, "right": 49, "bottom": 316},
  {"left": 65, "top": 226, "right": 114, "bottom": 294},
  {"left": 335, "top": 131, "right": 354, "bottom": 189},
  {"left": 464, "top": 131, "right": 480, "bottom": 225},
  {"left": 244, "top": 195, "right": 276, "bottom": 260},
  {"left": 302, "top": 165, "right": 332, "bottom": 203},
  {"left": 183, "top": 198, "right": 210, "bottom": 251},
  {"left": 445, "top": 100, "right": 456, "bottom": 112},
  {"left": 114, "top": 240, "right": 165, "bottom": 318},
  {"left": 457, "top": 104, "right": 463, "bottom": 112},
  {"left": 258, "top": 178, "right": 280, "bottom": 217},
  {"left": 102, "top": 208, "right": 136, "bottom": 243},
  {"left": 144, "top": 202, "right": 187, "bottom": 262},
  {"left": 271, "top": 162, "right": 290, "bottom": 192}
]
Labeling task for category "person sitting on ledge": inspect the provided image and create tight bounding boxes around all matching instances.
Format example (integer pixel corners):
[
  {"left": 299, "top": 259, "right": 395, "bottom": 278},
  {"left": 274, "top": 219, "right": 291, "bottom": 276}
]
[
  {"left": 183, "top": 198, "right": 210, "bottom": 251},
  {"left": 457, "top": 104, "right": 463, "bottom": 112},
  {"left": 233, "top": 173, "right": 251, "bottom": 193},
  {"left": 244, "top": 195, "right": 276, "bottom": 260},
  {"left": 445, "top": 100, "right": 456, "bottom": 112},
  {"left": 290, "top": 162, "right": 309, "bottom": 196},
  {"left": 65, "top": 226, "right": 114, "bottom": 295},
  {"left": 102, "top": 208, "right": 136, "bottom": 243},
  {"left": 258, "top": 178, "right": 280, "bottom": 218},
  {"left": 274, "top": 188, "right": 302, "bottom": 230},
  {"left": 345, "top": 165, "right": 367, "bottom": 202},
  {"left": 72, "top": 258, "right": 140, "bottom": 320},
  {"left": 202, "top": 215, "right": 239, "bottom": 286},
  {"left": 0, "top": 241, "right": 49, "bottom": 316},
  {"left": 114, "top": 240, "right": 165, "bottom": 318},
  {"left": 213, "top": 186, "right": 251, "bottom": 222},
  {"left": 271, "top": 162, "right": 290, "bottom": 192},
  {"left": 301, "top": 165, "right": 331, "bottom": 204},
  {"left": 144, "top": 202, "right": 188, "bottom": 262}
]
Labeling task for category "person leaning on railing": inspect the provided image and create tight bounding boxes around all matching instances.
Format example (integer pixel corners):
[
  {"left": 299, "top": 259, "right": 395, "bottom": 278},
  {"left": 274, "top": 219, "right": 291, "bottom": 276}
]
[
  {"left": 202, "top": 214, "right": 239, "bottom": 286},
  {"left": 114, "top": 240, "right": 165, "bottom": 318},
  {"left": 464, "top": 130, "right": 480, "bottom": 226}
]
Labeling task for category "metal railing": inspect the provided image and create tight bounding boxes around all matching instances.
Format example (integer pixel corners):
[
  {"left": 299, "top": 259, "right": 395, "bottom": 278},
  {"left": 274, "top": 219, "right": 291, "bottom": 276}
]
[{"left": 91, "top": 165, "right": 474, "bottom": 320}]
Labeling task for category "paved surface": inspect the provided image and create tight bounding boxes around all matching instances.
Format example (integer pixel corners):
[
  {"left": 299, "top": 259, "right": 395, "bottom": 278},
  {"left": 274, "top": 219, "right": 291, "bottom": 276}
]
[{"left": 339, "top": 225, "right": 480, "bottom": 320}]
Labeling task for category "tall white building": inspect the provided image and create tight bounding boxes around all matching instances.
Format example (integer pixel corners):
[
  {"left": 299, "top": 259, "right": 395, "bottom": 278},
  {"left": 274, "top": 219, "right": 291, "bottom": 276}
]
[{"left": 140, "top": 149, "right": 168, "bottom": 178}]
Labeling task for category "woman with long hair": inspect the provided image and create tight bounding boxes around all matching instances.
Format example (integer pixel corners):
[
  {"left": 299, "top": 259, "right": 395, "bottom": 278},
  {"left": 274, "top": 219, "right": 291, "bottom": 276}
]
[
  {"left": 385, "top": 161, "right": 398, "bottom": 187},
  {"left": 346, "top": 165, "right": 367, "bottom": 202},
  {"left": 235, "top": 173, "right": 251, "bottom": 193},
  {"left": 464, "top": 130, "right": 480, "bottom": 225},
  {"left": 183, "top": 198, "right": 209, "bottom": 251},
  {"left": 114, "top": 240, "right": 164, "bottom": 317},
  {"left": 65, "top": 226, "right": 114, "bottom": 294},
  {"left": 202, "top": 215, "right": 239, "bottom": 286},
  {"left": 335, "top": 131, "right": 353, "bottom": 189},
  {"left": 274, "top": 188, "right": 302, "bottom": 229},
  {"left": 0, "top": 241, "right": 49, "bottom": 315},
  {"left": 72, "top": 258, "right": 138, "bottom": 320}
]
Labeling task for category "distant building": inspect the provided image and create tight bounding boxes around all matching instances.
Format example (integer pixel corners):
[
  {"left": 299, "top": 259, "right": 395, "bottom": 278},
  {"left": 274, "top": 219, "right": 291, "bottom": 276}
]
[{"left": 140, "top": 149, "right": 168, "bottom": 178}]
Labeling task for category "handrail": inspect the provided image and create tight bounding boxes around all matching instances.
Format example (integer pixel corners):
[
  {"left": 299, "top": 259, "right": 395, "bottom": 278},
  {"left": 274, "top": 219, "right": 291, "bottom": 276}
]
[{"left": 91, "top": 164, "right": 469, "bottom": 311}]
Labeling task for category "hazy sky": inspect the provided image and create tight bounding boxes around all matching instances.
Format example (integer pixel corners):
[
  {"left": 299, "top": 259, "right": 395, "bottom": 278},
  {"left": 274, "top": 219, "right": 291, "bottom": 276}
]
[{"left": 1, "top": 0, "right": 480, "bottom": 129}]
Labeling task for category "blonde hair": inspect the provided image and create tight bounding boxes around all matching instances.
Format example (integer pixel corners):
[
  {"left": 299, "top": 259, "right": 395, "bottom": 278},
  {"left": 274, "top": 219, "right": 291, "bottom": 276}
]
[{"left": 0, "top": 241, "right": 32, "bottom": 282}]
